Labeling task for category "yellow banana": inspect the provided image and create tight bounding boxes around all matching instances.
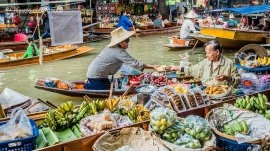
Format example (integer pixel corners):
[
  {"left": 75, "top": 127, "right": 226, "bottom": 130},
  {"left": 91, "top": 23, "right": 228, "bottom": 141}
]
[
  {"left": 262, "top": 57, "right": 267, "bottom": 65},
  {"left": 266, "top": 57, "right": 270, "bottom": 66}
]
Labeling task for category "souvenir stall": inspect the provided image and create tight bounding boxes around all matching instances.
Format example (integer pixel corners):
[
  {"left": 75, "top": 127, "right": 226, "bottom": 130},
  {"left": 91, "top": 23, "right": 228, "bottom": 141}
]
[
  {"left": 95, "top": 1, "right": 158, "bottom": 29},
  {"left": 0, "top": 12, "right": 19, "bottom": 42}
]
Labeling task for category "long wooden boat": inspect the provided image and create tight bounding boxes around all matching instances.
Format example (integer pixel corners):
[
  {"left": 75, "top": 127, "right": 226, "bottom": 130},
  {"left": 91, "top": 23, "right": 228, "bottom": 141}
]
[
  {"left": 0, "top": 34, "right": 101, "bottom": 51},
  {"left": 191, "top": 27, "right": 268, "bottom": 48},
  {"left": 162, "top": 37, "right": 198, "bottom": 50},
  {"left": 0, "top": 45, "right": 94, "bottom": 69},
  {"left": 34, "top": 78, "right": 136, "bottom": 98},
  {"left": 94, "top": 22, "right": 181, "bottom": 36}
]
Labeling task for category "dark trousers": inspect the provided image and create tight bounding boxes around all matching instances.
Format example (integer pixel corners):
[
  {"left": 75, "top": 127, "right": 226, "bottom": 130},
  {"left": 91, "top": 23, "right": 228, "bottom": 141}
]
[{"left": 84, "top": 78, "right": 110, "bottom": 90}]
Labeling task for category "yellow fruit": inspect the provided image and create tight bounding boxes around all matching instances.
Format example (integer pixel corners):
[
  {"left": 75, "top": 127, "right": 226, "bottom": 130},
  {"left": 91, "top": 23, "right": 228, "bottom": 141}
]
[
  {"left": 160, "top": 118, "right": 167, "bottom": 125},
  {"left": 160, "top": 125, "right": 166, "bottom": 131},
  {"left": 155, "top": 120, "right": 162, "bottom": 127}
]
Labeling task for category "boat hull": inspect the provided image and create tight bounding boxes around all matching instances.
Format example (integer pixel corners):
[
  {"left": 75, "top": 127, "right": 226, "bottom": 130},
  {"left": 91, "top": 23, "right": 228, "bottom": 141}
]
[
  {"left": 191, "top": 27, "right": 268, "bottom": 48},
  {"left": 94, "top": 23, "right": 181, "bottom": 36},
  {"left": 35, "top": 79, "right": 136, "bottom": 98},
  {"left": 0, "top": 46, "right": 94, "bottom": 69}
]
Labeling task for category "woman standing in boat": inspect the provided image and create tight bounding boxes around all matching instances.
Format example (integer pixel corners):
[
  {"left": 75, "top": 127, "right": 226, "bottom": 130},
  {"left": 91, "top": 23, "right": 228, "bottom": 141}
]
[
  {"left": 22, "top": 37, "right": 39, "bottom": 59},
  {"left": 180, "top": 10, "right": 199, "bottom": 39},
  {"left": 166, "top": 40, "right": 241, "bottom": 88},
  {"left": 116, "top": 11, "right": 134, "bottom": 31},
  {"left": 85, "top": 27, "right": 158, "bottom": 90}
]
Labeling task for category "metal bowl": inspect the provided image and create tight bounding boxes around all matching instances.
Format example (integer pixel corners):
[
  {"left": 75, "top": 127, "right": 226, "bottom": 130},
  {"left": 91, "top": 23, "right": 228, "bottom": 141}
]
[{"left": 135, "top": 84, "right": 157, "bottom": 94}]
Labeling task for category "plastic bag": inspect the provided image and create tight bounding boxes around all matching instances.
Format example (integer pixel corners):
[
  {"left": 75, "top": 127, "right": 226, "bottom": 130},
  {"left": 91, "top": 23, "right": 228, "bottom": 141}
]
[
  {"left": 184, "top": 115, "right": 212, "bottom": 142},
  {"left": 0, "top": 107, "right": 33, "bottom": 142},
  {"left": 174, "top": 134, "right": 201, "bottom": 149},
  {"left": 120, "top": 64, "right": 142, "bottom": 76},
  {"left": 161, "top": 120, "right": 185, "bottom": 143},
  {"left": 150, "top": 107, "right": 177, "bottom": 134}
]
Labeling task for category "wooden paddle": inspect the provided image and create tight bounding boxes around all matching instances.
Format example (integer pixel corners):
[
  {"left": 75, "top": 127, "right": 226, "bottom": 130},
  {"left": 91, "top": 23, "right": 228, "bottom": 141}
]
[
  {"left": 191, "top": 40, "right": 199, "bottom": 51},
  {"left": 108, "top": 76, "right": 114, "bottom": 99},
  {"left": 38, "top": 98, "right": 57, "bottom": 109},
  {"left": 121, "top": 83, "right": 134, "bottom": 97},
  {"left": 0, "top": 104, "right": 6, "bottom": 118}
]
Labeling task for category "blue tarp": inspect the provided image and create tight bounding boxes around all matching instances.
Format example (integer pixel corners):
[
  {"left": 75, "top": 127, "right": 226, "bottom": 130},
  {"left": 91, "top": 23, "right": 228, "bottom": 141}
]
[{"left": 210, "top": 4, "right": 270, "bottom": 15}]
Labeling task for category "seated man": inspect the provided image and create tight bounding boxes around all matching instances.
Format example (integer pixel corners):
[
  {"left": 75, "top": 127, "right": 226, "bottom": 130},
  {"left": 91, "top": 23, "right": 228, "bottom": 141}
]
[{"left": 22, "top": 37, "right": 39, "bottom": 59}]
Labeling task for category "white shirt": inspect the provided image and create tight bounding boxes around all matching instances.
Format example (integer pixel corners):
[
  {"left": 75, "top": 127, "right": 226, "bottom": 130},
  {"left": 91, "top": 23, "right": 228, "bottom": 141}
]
[{"left": 180, "top": 19, "right": 196, "bottom": 39}]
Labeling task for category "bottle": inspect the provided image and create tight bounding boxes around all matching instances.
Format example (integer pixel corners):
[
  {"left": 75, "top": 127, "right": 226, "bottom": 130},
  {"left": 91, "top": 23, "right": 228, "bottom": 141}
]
[{"left": 121, "top": 76, "right": 128, "bottom": 89}]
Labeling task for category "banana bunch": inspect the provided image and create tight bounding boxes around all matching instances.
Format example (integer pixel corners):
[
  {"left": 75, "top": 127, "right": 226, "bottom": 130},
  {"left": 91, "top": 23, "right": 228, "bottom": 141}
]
[
  {"left": 89, "top": 99, "right": 105, "bottom": 114},
  {"left": 234, "top": 94, "right": 268, "bottom": 115},
  {"left": 264, "top": 110, "right": 270, "bottom": 120},
  {"left": 257, "top": 57, "right": 270, "bottom": 66},
  {"left": 224, "top": 120, "right": 249, "bottom": 136},
  {"left": 42, "top": 101, "right": 78, "bottom": 130},
  {"left": 105, "top": 98, "right": 120, "bottom": 112},
  {"left": 126, "top": 104, "right": 150, "bottom": 123}
]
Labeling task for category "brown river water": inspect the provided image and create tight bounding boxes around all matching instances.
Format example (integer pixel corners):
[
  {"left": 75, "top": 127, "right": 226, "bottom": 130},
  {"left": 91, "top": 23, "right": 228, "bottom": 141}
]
[{"left": 0, "top": 34, "right": 237, "bottom": 105}]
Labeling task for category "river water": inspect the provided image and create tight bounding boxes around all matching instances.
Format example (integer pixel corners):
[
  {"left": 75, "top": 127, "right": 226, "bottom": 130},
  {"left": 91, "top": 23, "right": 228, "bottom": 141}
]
[{"left": 0, "top": 34, "right": 237, "bottom": 105}]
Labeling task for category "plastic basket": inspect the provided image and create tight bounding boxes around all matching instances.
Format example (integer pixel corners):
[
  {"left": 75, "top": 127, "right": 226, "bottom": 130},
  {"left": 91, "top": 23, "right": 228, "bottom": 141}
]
[
  {"left": 0, "top": 119, "right": 39, "bottom": 151},
  {"left": 240, "top": 77, "right": 270, "bottom": 93},
  {"left": 215, "top": 134, "right": 251, "bottom": 151}
]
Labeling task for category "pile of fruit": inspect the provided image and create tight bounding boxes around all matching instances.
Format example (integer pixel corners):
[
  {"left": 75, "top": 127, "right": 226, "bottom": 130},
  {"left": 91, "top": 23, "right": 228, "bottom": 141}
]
[
  {"left": 174, "top": 85, "right": 188, "bottom": 94},
  {"left": 234, "top": 94, "right": 270, "bottom": 119},
  {"left": 150, "top": 108, "right": 212, "bottom": 149},
  {"left": 257, "top": 56, "right": 270, "bottom": 66},
  {"left": 224, "top": 120, "right": 249, "bottom": 136},
  {"left": 204, "top": 85, "right": 230, "bottom": 95}
]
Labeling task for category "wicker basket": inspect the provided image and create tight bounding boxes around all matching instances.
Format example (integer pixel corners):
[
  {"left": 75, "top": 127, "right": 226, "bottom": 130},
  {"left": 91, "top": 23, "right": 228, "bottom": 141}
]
[{"left": 205, "top": 108, "right": 270, "bottom": 151}]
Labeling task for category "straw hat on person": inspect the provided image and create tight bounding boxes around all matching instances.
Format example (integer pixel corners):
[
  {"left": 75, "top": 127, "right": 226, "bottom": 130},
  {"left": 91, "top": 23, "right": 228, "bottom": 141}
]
[
  {"left": 107, "top": 27, "right": 135, "bottom": 47},
  {"left": 185, "top": 10, "right": 198, "bottom": 19}
]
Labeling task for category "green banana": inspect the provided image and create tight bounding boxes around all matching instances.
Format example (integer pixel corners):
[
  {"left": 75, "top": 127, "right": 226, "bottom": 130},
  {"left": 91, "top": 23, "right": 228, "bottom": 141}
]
[
  {"left": 263, "top": 94, "right": 268, "bottom": 103},
  {"left": 235, "top": 121, "right": 243, "bottom": 132},
  {"left": 240, "top": 121, "right": 248, "bottom": 134},
  {"left": 245, "top": 103, "right": 252, "bottom": 110}
]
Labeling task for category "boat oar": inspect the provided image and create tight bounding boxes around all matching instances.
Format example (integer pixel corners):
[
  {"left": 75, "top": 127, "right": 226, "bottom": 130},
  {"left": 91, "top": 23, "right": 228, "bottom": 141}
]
[
  {"left": 83, "top": 95, "right": 93, "bottom": 103},
  {"left": 121, "top": 83, "right": 134, "bottom": 97},
  {"left": 38, "top": 98, "right": 57, "bottom": 109},
  {"left": 133, "top": 26, "right": 139, "bottom": 38},
  {"left": 0, "top": 104, "right": 6, "bottom": 118},
  {"left": 191, "top": 40, "right": 199, "bottom": 51},
  {"left": 108, "top": 76, "right": 114, "bottom": 99}
]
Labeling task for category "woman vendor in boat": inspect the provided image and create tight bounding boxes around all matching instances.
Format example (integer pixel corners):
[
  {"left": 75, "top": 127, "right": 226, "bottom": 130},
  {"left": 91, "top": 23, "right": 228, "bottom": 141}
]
[
  {"left": 237, "top": 16, "right": 249, "bottom": 30},
  {"left": 153, "top": 14, "right": 165, "bottom": 28},
  {"left": 85, "top": 27, "right": 159, "bottom": 90},
  {"left": 180, "top": 10, "right": 199, "bottom": 39},
  {"left": 166, "top": 40, "right": 241, "bottom": 88},
  {"left": 21, "top": 36, "right": 39, "bottom": 59},
  {"left": 116, "top": 11, "right": 134, "bottom": 31}
]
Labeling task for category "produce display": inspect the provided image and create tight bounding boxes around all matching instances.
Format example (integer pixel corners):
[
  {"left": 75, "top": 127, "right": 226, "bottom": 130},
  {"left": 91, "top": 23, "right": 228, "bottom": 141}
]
[
  {"left": 224, "top": 120, "right": 249, "bottom": 136},
  {"left": 161, "top": 120, "right": 185, "bottom": 143},
  {"left": 234, "top": 93, "right": 270, "bottom": 117},
  {"left": 174, "top": 134, "right": 201, "bottom": 149}
]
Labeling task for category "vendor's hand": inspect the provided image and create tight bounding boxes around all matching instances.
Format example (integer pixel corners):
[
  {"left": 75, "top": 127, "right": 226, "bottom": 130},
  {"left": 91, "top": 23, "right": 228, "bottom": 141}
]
[
  {"left": 216, "top": 75, "right": 231, "bottom": 82},
  {"left": 166, "top": 65, "right": 180, "bottom": 71}
]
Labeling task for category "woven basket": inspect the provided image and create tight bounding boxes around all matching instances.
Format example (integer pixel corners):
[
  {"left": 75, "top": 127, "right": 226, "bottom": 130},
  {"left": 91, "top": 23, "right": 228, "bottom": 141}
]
[{"left": 205, "top": 107, "right": 260, "bottom": 144}]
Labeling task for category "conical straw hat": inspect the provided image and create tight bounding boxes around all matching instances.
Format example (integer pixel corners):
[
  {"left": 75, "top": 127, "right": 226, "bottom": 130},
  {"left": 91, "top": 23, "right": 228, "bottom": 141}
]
[
  {"left": 185, "top": 10, "right": 198, "bottom": 19},
  {"left": 108, "top": 27, "right": 135, "bottom": 47}
]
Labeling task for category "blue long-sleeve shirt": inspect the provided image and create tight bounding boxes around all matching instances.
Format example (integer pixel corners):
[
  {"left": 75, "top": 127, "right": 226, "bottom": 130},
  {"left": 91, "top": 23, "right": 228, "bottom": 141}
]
[{"left": 116, "top": 16, "right": 133, "bottom": 31}]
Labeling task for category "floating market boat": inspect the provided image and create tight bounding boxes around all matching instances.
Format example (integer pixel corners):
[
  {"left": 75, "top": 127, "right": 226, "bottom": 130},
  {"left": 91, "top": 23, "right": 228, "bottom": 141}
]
[
  {"left": 94, "top": 22, "right": 181, "bottom": 36},
  {"left": 191, "top": 5, "right": 270, "bottom": 49},
  {"left": 34, "top": 78, "right": 136, "bottom": 98},
  {"left": 162, "top": 37, "right": 198, "bottom": 50},
  {"left": 0, "top": 45, "right": 94, "bottom": 69},
  {"left": 0, "top": 34, "right": 103, "bottom": 51},
  {"left": 190, "top": 27, "right": 268, "bottom": 49}
]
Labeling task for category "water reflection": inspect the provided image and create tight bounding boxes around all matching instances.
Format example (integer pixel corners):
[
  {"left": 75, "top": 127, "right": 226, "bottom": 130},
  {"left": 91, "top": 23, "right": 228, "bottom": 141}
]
[{"left": 0, "top": 34, "right": 236, "bottom": 105}]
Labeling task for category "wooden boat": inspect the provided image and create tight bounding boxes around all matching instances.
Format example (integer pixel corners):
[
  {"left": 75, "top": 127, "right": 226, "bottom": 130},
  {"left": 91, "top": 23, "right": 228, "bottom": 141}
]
[
  {"left": 162, "top": 37, "right": 198, "bottom": 50},
  {"left": 0, "top": 34, "right": 101, "bottom": 51},
  {"left": 34, "top": 78, "right": 136, "bottom": 98},
  {"left": 94, "top": 22, "right": 181, "bottom": 36},
  {"left": 191, "top": 27, "right": 268, "bottom": 49},
  {"left": 0, "top": 45, "right": 94, "bottom": 69}
]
